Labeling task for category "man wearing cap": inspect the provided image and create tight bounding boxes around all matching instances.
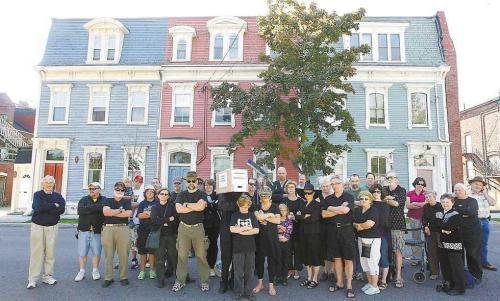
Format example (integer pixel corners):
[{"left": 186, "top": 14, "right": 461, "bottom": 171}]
[
  {"left": 74, "top": 182, "right": 106, "bottom": 282},
  {"left": 172, "top": 171, "right": 210, "bottom": 292},
  {"left": 469, "top": 176, "right": 497, "bottom": 271},
  {"left": 101, "top": 182, "right": 133, "bottom": 287},
  {"left": 171, "top": 177, "right": 183, "bottom": 202}
]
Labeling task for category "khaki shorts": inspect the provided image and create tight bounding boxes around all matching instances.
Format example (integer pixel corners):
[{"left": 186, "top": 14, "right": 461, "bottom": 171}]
[{"left": 391, "top": 230, "right": 405, "bottom": 252}]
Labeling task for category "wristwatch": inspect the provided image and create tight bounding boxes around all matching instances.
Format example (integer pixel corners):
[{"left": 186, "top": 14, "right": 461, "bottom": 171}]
[{"left": 184, "top": 203, "right": 189, "bottom": 207}]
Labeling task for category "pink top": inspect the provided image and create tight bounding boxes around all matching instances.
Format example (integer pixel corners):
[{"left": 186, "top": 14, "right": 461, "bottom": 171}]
[{"left": 406, "top": 190, "right": 426, "bottom": 220}]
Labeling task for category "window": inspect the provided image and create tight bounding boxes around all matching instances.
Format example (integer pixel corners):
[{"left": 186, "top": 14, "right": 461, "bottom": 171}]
[
  {"left": 411, "top": 93, "right": 428, "bottom": 125},
  {"left": 466, "top": 160, "right": 475, "bottom": 179},
  {"left": 214, "top": 34, "right": 224, "bottom": 60},
  {"left": 127, "top": 84, "right": 150, "bottom": 125},
  {"left": 405, "top": 84, "right": 433, "bottom": 129},
  {"left": 464, "top": 135, "right": 472, "bottom": 153},
  {"left": 107, "top": 35, "right": 116, "bottom": 61},
  {"left": 207, "top": 16, "right": 247, "bottom": 61},
  {"left": 361, "top": 33, "right": 372, "bottom": 61},
  {"left": 210, "top": 147, "right": 233, "bottom": 179},
  {"left": 391, "top": 34, "right": 401, "bottom": 61},
  {"left": 124, "top": 146, "right": 147, "bottom": 180},
  {"left": 84, "top": 18, "right": 129, "bottom": 64},
  {"left": 369, "top": 93, "right": 385, "bottom": 125},
  {"left": 378, "top": 34, "right": 388, "bottom": 61},
  {"left": 364, "top": 83, "right": 391, "bottom": 129},
  {"left": 228, "top": 33, "right": 239, "bottom": 60},
  {"left": 169, "top": 26, "right": 196, "bottom": 62},
  {"left": 83, "top": 146, "right": 107, "bottom": 188},
  {"left": 169, "top": 83, "right": 195, "bottom": 127},
  {"left": 46, "top": 148, "right": 65, "bottom": 161},
  {"left": 344, "top": 22, "right": 408, "bottom": 62},
  {"left": 170, "top": 152, "right": 191, "bottom": 164},
  {"left": 215, "top": 107, "right": 232, "bottom": 123},
  {"left": 177, "top": 39, "right": 187, "bottom": 60},
  {"left": 47, "top": 84, "right": 72, "bottom": 124},
  {"left": 365, "top": 148, "right": 394, "bottom": 182},
  {"left": 87, "top": 84, "right": 111, "bottom": 124}
]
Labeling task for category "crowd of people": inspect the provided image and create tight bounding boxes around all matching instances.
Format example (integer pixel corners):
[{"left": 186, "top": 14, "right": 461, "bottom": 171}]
[{"left": 26, "top": 167, "right": 497, "bottom": 299}]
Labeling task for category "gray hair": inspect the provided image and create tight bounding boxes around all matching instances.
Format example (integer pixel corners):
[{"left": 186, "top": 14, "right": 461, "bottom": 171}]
[
  {"left": 41, "top": 175, "right": 55, "bottom": 185},
  {"left": 386, "top": 170, "right": 397, "bottom": 178},
  {"left": 453, "top": 183, "right": 468, "bottom": 194},
  {"left": 424, "top": 190, "right": 437, "bottom": 198}
]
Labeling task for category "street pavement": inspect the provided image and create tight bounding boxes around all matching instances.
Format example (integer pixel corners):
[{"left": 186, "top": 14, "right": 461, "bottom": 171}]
[{"left": 1, "top": 224, "right": 500, "bottom": 301}]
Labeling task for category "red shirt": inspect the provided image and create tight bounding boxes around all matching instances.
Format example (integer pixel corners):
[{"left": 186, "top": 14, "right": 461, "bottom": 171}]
[{"left": 406, "top": 190, "right": 425, "bottom": 220}]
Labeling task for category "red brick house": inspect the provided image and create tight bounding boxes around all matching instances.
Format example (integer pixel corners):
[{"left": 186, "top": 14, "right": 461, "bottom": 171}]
[{"left": 158, "top": 16, "right": 297, "bottom": 189}]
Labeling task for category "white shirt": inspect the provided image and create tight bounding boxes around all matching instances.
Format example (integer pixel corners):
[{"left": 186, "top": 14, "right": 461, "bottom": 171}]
[{"left": 470, "top": 191, "right": 491, "bottom": 219}]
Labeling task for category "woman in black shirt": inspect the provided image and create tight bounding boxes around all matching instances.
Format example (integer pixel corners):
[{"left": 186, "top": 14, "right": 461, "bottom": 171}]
[
  {"left": 421, "top": 190, "right": 443, "bottom": 280},
  {"left": 281, "top": 180, "right": 304, "bottom": 280},
  {"left": 295, "top": 182, "right": 322, "bottom": 289},
  {"left": 353, "top": 191, "right": 380, "bottom": 296},
  {"left": 369, "top": 184, "right": 390, "bottom": 290},
  {"left": 253, "top": 186, "right": 281, "bottom": 296},
  {"left": 203, "top": 179, "right": 220, "bottom": 276},
  {"left": 151, "top": 187, "right": 179, "bottom": 288}
]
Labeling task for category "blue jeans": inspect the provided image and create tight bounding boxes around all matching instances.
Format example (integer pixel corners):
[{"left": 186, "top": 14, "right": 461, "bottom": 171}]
[
  {"left": 78, "top": 231, "right": 102, "bottom": 257},
  {"left": 480, "top": 219, "right": 490, "bottom": 265},
  {"left": 379, "top": 235, "right": 389, "bottom": 268}
]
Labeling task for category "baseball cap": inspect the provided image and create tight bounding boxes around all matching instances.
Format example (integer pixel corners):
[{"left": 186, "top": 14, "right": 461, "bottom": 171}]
[
  {"left": 114, "top": 181, "right": 126, "bottom": 190},
  {"left": 88, "top": 182, "right": 101, "bottom": 189},
  {"left": 173, "top": 177, "right": 183, "bottom": 184},
  {"left": 144, "top": 185, "right": 155, "bottom": 192},
  {"left": 133, "top": 175, "right": 144, "bottom": 183},
  {"left": 259, "top": 186, "right": 272, "bottom": 198}
]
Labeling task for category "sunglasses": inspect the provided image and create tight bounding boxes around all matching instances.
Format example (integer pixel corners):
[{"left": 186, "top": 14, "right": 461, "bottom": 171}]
[
  {"left": 359, "top": 197, "right": 371, "bottom": 201},
  {"left": 304, "top": 191, "right": 314, "bottom": 195},
  {"left": 89, "top": 187, "right": 99, "bottom": 191},
  {"left": 248, "top": 183, "right": 256, "bottom": 186},
  {"left": 372, "top": 190, "right": 381, "bottom": 193},
  {"left": 114, "top": 189, "right": 125, "bottom": 192},
  {"left": 174, "top": 182, "right": 181, "bottom": 184},
  {"left": 159, "top": 193, "right": 169, "bottom": 196},
  {"left": 416, "top": 183, "right": 426, "bottom": 186}
]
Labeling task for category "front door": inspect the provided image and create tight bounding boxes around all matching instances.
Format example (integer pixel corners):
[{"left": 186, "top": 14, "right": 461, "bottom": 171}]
[
  {"left": 167, "top": 151, "right": 192, "bottom": 190},
  {"left": 18, "top": 173, "right": 32, "bottom": 210},
  {"left": 44, "top": 163, "right": 64, "bottom": 193}
]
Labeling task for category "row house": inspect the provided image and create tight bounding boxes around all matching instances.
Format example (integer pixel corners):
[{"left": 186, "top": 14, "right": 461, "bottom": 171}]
[
  {"left": 30, "top": 18, "right": 167, "bottom": 208},
  {"left": 30, "top": 12, "right": 460, "bottom": 207}
]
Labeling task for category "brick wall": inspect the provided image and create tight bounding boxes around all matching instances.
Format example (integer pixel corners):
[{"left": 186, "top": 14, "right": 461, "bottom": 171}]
[{"left": 436, "top": 11, "right": 463, "bottom": 185}]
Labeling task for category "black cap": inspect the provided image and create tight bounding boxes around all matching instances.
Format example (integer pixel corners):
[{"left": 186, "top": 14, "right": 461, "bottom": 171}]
[{"left": 303, "top": 182, "right": 315, "bottom": 191}]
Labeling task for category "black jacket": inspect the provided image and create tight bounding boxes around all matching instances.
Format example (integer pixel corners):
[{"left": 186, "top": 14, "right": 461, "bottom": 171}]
[
  {"left": 150, "top": 201, "right": 179, "bottom": 235},
  {"left": 271, "top": 180, "right": 289, "bottom": 204},
  {"left": 204, "top": 192, "right": 220, "bottom": 229},
  {"left": 422, "top": 203, "right": 444, "bottom": 233},
  {"left": 77, "top": 194, "right": 106, "bottom": 233},
  {"left": 437, "top": 209, "right": 463, "bottom": 251},
  {"left": 296, "top": 199, "right": 321, "bottom": 234},
  {"left": 31, "top": 190, "right": 66, "bottom": 226}
]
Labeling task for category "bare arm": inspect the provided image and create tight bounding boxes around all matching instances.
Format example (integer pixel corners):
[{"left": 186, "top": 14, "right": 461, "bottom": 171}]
[
  {"left": 103, "top": 206, "right": 119, "bottom": 217},
  {"left": 186, "top": 199, "right": 207, "bottom": 212},
  {"left": 484, "top": 191, "right": 497, "bottom": 206},
  {"left": 354, "top": 219, "right": 375, "bottom": 231},
  {"left": 322, "top": 210, "right": 335, "bottom": 218},
  {"left": 115, "top": 210, "right": 132, "bottom": 218},
  {"left": 175, "top": 203, "right": 193, "bottom": 214},
  {"left": 264, "top": 213, "right": 281, "bottom": 225}
]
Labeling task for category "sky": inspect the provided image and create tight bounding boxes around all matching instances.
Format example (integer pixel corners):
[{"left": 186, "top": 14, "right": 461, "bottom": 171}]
[{"left": 0, "top": 0, "right": 498, "bottom": 110}]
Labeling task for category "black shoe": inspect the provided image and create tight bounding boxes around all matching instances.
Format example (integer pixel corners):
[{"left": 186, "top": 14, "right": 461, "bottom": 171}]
[
  {"left": 120, "top": 279, "right": 129, "bottom": 286},
  {"left": 164, "top": 269, "right": 174, "bottom": 278},
  {"left": 483, "top": 263, "right": 497, "bottom": 271},
  {"left": 447, "top": 289, "right": 465, "bottom": 296},
  {"left": 219, "top": 282, "right": 229, "bottom": 294},
  {"left": 156, "top": 277, "right": 165, "bottom": 288},
  {"left": 102, "top": 279, "right": 114, "bottom": 288},
  {"left": 275, "top": 277, "right": 282, "bottom": 285}
]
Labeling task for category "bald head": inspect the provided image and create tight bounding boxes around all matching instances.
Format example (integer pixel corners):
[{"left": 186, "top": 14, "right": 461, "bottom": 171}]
[{"left": 277, "top": 167, "right": 287, "bottom": 182}]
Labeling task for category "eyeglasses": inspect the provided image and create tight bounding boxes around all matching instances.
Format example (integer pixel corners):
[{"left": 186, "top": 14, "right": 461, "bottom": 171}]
[
  {"left": 187, "top": 180, "right": 197, "bottom": 184},
  {"left": 359, "top": 197, "right": 371, "bottom": 201},
  {"left": 114, "top": 189, "right": 125, "bottom": 192},
  {"left": 372, "top": 190, "right": 381, "bottom": 193},
  {"left": 89, "top": 187, "right": 99, "bottom": 191},
  {"left": 174, "top": 182, "right": 181, "bottom": 185},
  {"left": 159, "top": 193, "right": 169, "bottom": 196},
  {"left": 304, "top": 191, "right": 314, "bottom": 195},
  {"left": 417, "top": 183, "right": 426, "bottom": 187}
]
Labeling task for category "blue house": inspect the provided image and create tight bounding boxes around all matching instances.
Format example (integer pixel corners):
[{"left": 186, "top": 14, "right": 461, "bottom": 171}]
[
  {"left": 32, "top": 17, "right": 167, "bottom": 203},
  {"left": 311, "top": 16, "right": 454, "bottom": 197}
]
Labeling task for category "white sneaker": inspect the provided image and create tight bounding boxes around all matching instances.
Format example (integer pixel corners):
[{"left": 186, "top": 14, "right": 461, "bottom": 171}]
[
  {"left": 145, "top": 261, "right": 150, "bottom": 268},
  {"left": 209, "top": 269, "right": 216, "bottom": 277},
  {"left": 92, "top": 269, "right": 101, "bottom": 280},
  {"left": 42, "top": 276, "right": 57, "bottom": 285},
  {"left": 74, "top": 270, "right": 85, "bottom": 282},
  {"left": 364, "top": 286, "right": 380, "bottom": 295},
  {"left": 361, "top": 283, "right": 371, "bottom": 292},
  {"left": 26, "top": 282, "right": 36, "bottom": 289}
]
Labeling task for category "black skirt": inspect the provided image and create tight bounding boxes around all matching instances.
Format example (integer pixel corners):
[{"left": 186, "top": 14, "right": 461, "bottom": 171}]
[{"left": 301, "top": 233, "right": 322, "bottom": 267}]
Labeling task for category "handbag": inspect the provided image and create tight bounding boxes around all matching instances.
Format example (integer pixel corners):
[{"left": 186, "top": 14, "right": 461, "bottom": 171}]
[
  {"left": 361, "top": 238, "right": 374, "bottom": 258},
  {"left": 145, "top": 205, "right": 168, "bottom": 249}
]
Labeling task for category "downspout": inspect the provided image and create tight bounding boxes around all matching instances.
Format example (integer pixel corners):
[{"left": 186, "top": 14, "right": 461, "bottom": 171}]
[
  {"left": 196, "top": 84, "right": 208, "bottom": 165},
  {"left": 481, "top": 112, "right": 488, "bottom": 175},
  {"left": 156, "top": 69, "right": 163, "bottom": 179}
]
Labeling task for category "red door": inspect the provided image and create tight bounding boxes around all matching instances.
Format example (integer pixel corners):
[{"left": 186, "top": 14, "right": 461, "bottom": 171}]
[{"left": 43, "top": 163, "right": 64, "bottom": 193}]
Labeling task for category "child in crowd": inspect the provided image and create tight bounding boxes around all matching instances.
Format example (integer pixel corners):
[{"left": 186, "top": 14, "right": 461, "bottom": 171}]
[{"left": 277, "top": 203, "right": 293, "bottom": 286}]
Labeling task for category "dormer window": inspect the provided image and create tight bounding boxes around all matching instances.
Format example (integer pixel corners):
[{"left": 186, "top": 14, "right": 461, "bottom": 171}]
[
  {"left": 84, "top": 18, "right": 129, "bottom": 64},
  {"left": 207, "top": 16, "right": 247, "bottom": 61},
  {"left": 169, "top": 26, "right": 196, "bottom": 62}
]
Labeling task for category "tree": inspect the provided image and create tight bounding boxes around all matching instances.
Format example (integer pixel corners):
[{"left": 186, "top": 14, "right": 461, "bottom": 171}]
[{"left": 211, "top": 0, "right": 369, "bottom": 176}]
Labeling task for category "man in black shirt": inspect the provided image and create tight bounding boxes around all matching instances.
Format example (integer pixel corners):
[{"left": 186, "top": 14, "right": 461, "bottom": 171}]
[
  {"left": 75, "top": 182, "right": 106, "bottom": 282},
  {"left": 172, "top": 171, "right": 210, "bottom": 292},
  {"left": 322, "top": 176, "right": 356, "bottom": 298},
  {"left": 271, "top": 167, "right": 289, "bottom": 204},
  {"left": 101, "top": 182, "right": 132, "bottom": 288}
]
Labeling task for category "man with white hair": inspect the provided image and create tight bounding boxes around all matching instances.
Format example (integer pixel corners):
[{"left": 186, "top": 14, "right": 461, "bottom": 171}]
[
  {"left": 271, "top": 167, "right": 289, "bottom": 204},
  {"left": 27, "top": 175, "right": 66, "bottom": 289}
]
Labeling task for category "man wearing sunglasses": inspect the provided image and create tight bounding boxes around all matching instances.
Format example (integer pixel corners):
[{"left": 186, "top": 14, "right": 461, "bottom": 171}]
[
  {"left": 101, "top": 182, "right": 133, "bottom": 288},
  {"left": 75, "top": 182, "right": 106, "bottom": 282},
  {"left": 173, "top": 171, "right": 210, "bottom": 292}
]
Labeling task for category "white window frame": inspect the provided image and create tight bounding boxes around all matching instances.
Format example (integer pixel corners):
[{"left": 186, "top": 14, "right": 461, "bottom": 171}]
[
  {"left": 126, "top": 84, "right": 151, "bottom": 125},
  {"left": 82, "top": 145, "right": 107, "bottom": 189},
  {"left": 207, "top": 16, "right": 247, "bottom": 62},
  {"left": 169, "top": 26, "right": 196, "bottom": 62},
  {"left": 405, "top": 83, "right": 433, "bottom": 129},
  {"left": 343, "top": 22, "right": 408, "bottom": 63},
  {"left": 169, "top": 83, "right": 195, "bottom": 127},
  {"left": 87, "top": 84, "right": 112, "bottom": 125},
  {"left": 84, "top": 18, "right": 129, "bottom": 64},
  {"left": 123, "top": 146, "right": 147, "bottom": 180},
  {"left": 47, "top": 84, "right": 72, "bottom": 125},
  {"left": 365, "top": 148, "right": 395, "bottom": 180},
  {"left": 325, "top": 152, "right": 348, "bottom": 181},
  {"left": 209, "top": 146, "right": 234, "bottom": 179},
  {"left": 364, "top": 83, "right": 392, "bottom": 129},
  {"left": 464, "top": 134, "right": 472, "bottom": 153},
  {"left": 210, "top": 82, "right": 236, "bottom": 127}
]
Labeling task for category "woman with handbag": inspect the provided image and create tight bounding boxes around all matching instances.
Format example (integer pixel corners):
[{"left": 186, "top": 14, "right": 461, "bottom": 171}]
[
  {"left": 150, "top": 187, "right": 179, "bottom": 288},
  {"left": 353, "top": 191, "right": 381, "bottom": 296}
]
